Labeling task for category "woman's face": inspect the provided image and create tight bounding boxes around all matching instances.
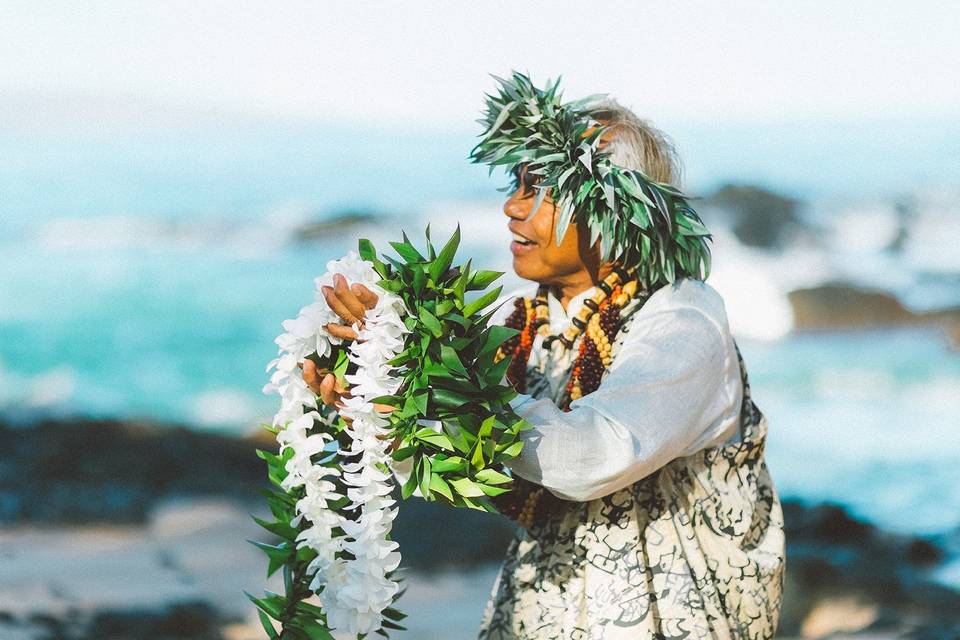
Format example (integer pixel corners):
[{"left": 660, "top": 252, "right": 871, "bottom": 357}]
[{"left": 502, "top": 164, "right": 603, "bottom": 285}]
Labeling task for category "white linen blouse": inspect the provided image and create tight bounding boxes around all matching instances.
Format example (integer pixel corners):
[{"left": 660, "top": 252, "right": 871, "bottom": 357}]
[{"left": 491, "top": 277, "right": 744, "bottom": 502}]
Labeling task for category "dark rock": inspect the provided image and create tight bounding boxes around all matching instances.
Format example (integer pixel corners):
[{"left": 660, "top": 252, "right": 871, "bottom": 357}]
[
  {"left": 787, "top": 281, "right": 960, "bottom": 348},
  {"left": 294, "top": 209, "right": 381, "bottom": 242},
  {"left": 391, "top": 496, "right": 517, "bottom": 571},
  {"left": 701, "top": 184, "right": 807, "bottom": 249},
  {"left": 84, "top": 602, "right": 221, "bottom": 640},
  {"left": 783, "top": 500, "right": 873, "bottom": 544},
  {"left": 6, "top": 418, "right": 960, "bottom": 637},
  {"left": 907, "top": 539, "right": 945, "bottom": 567},
  {"left": 0, "top": 419, "right": 273, "bottom": 525},
  {"left": 778, "top": 498, "right": 960, "bottom": 636}
]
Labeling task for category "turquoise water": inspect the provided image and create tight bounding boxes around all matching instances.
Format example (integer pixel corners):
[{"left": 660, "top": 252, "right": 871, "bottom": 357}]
[{"left": 1, "top": 125, "right": 958, "bottom": 541}]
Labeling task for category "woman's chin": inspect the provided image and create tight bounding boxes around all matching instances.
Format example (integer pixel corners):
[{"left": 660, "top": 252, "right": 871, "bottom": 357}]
[{"left": 512, "top": 255, "right": 545, "bottom": 283}]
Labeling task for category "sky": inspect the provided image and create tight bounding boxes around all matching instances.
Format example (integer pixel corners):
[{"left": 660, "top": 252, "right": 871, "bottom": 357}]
[{"left": 1, "top": 0, "right": 959, "bottom": 132}]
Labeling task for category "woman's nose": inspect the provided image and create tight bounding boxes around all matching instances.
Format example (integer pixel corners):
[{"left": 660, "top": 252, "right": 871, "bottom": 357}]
[{"left": 503, "top": 189, "right": 530, "bottom": 220}]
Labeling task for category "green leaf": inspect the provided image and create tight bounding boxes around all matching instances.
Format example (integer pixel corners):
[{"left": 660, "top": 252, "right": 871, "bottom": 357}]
[
  {"left": 257, "top": 609, "right": 279, "bottom": 639},
  {"left": 477, "top": 325, "right": 518, "bottom": 358},
  {"left": 418, "top": 455, "right": 433, "bottom": 498},
  {"left": 432, "top": 387, "right": 471, "bottom": 409},
  {"left": 499, "top": 440, "right": 524, "bottom": 458},
  {"left": 248, "top": 540, "right": 293, "bottom": 577},
  {"left": 477, "top": 482, "right": 511, "bottom": 496},
  {"left": 463, "top": 285, "right": 503, "bottom": 317},
  {"left": 358, "top": 238, "right": 377, "bottom": 262},
  {"left": 298, "top": 619, "right": 335, "bottom": 639},
  {"left": 412, "top": 390, "right": 428, "bottom": 416},
  {"left": 484, "top": 354, "right": 512, "bottom": 385},
  {"left": 453, "top": 259, "right": 470, "bottom": 305},
  {"left": 428, "top": 225, "right": 460, "bottom": 282},
  {"left": 415, "top": 428, "right": 455, "bottom": 451},
  {"left": 470, "top": 441, "right": 485, "bottom": 468},
  {"left": 450, "top": 476, "right": 486, "bottom": 498},
  {"left": 430, "top": 455, "right": 466, "bottom": 473},
  {"left": 440, "top": 344, "right": 468, "bottom": 377},
  {"left": 478, "top": 415, "right": 496, "bottom": 438},
  {"left": 389, "top": 240, "right": 425, "bottom": 263},
  {"left": 476, "top": 467, "right": 513, "bottom": 485},
  {"left": 412, "top": 264, "right": 426, "bottom": 295},
  {"left": 383, "top": 606, "right": 409, "bottom": 621},
  {"left": 251, "top": 515, "right": 298, "bottom": 542},
  {"left": 401, "top": 460, "right": 420, "bottom": 499},
  {"left": 429, "top": 473, "right": 454, "bottom": 501},
  {"left": 246, "top": 592, "right": 287, "bottom": 621},
  {"left": 467, "top": 269, "right": 503, "bottom": 290},
  {"left": 418, "top": 307, "right": 443, "bottom": 337}
]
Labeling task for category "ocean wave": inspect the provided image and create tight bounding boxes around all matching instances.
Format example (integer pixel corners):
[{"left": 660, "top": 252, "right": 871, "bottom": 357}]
[
  {"left": 0, "top": 360, "right": 77, "bottom": 416},
  {"left": 18, "top": 203, "right": 389, "bottom": 256},
  {"left": 190, "top": 389, "right": 262, "bottom": 430}
]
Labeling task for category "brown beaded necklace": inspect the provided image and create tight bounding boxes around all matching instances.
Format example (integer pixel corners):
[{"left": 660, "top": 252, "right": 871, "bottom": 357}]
[
  {"left": 493, "top": 265, "right": 651, "bottom": 529},
  {"left": 495, "top": 264, "right": 642, "bottom": 411}
]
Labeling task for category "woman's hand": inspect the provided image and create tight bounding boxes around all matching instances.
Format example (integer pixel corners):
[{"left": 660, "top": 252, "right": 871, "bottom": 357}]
[
  {"left": 301, "top": 358, "right": 400, "bottom": 451},
  {"left": 320, "top": 273, "right": 379, "bottom": 340},
  {"left": 301, "top": 273, "right": 399, "bottom": 449},
  {"left": 301, "top": 358, "right": 352, "bottom": 410}
]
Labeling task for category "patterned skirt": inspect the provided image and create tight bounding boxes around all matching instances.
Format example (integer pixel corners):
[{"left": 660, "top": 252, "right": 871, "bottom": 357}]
[{"left": 477, "top": 345, "right": 785, "bottom": 640}]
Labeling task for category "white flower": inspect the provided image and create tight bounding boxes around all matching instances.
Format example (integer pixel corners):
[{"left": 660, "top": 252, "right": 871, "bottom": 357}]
[{"left": 263, "top": 250, "right": 410, "bottom": 638}]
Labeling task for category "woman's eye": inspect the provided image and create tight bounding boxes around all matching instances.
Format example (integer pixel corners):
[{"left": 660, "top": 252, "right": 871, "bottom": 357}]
[{"left": 513, "top": 165, "right": 538, "bottom": 190}]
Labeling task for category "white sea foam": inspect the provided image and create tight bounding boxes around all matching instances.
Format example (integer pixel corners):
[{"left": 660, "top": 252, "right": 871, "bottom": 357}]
[
  {"left": 0, "top": 360, "right": 77, "bottom": 413},
  {"left": 191, "top": 389, "right": 259, "bottom": 428},
  {"left": 30, "top": 206, "right": 321, "bottom": 255}
]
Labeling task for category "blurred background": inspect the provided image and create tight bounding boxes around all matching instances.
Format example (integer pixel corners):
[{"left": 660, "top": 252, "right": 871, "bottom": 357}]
[{"left": 1, "top": 2, "right": 959, "bottom": 639}]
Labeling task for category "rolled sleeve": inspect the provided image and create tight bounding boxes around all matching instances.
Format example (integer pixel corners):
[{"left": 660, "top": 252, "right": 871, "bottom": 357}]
[{"left": 503, "top": 304, "right": 732, "bottom": 502}]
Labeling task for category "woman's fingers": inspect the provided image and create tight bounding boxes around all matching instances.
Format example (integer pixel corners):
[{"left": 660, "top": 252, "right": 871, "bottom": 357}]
[
  {"left": 333, "top": 378, "right": 352, "bottom": 399},
  {"left": 322, "top": 283, "right": 362, "bottom": 326},
  {"left": 319, "top": 373, "right": 338, "bottom": 406},
  {"left": 319, "top": 275, "right": 379, "bottom": 335},
  {"left": 334, "top": 274, "right": 369, "bottom": 322},
  {"left": 324, "top": 322, "right": 359, "bottom": 341},
  {"left": 302, "top": 360, "right": 324, "bottom": 394},
  {"left": 352, "top": 283, "right": 379, "bottom": 310}
]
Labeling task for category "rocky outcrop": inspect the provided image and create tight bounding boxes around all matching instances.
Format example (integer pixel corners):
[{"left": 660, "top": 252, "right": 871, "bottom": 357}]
[
  {"left": 3, "top": 419, "right": 959, "bottom": 638},
  {"left": 293, "top": 209, "right": 381, "bottom": 242},
  {"left": 777, "top": 500, "right": 960, "bottom": 638},
  {"left": 701, "top": 184, "right": 810, "bottom": 249},
  {"left": 0, "top": 419, "right": 271, "bottom": 524},
  {"left": 788, "top": 281, "right": 960, "bottom": 349}
]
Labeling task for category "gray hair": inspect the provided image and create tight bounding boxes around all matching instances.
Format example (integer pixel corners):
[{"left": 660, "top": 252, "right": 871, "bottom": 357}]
[{"left": 591, "top": 98, "right": 683, "bottom": 187}]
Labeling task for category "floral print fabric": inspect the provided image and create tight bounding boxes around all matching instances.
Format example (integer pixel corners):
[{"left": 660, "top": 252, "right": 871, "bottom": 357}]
[{"left": 477, "top": 340, "right": 786, "bottom": 639}]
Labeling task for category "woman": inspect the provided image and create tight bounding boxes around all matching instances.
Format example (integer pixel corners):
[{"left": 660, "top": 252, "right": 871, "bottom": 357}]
[{"left": 305, "top": 73, "right": 785, "bottom": 639}]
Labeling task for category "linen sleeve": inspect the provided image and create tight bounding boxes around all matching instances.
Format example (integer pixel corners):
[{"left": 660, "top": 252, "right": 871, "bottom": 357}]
[{"left": 503, "top": 303, "right": 735, "bottom": 502}]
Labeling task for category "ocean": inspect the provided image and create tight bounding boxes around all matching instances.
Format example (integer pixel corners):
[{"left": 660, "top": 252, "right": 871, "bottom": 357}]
[{"left": 1, "top": 122, "right": 958, "bottom": 555}]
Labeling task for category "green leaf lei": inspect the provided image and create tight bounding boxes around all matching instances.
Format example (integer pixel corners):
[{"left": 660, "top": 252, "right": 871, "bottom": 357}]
[
  {"left": 250, "top": 227, "right": 530, "bottom": 638},
  {"left": 361, "top": 226, "right": 531, "bottom": 510},
  {"left": 469, "top": 70, "right": 714, "bottom": 288}
]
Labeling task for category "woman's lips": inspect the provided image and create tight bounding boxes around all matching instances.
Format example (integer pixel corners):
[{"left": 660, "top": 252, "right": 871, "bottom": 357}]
[
  {"left": 511, "top": 240, "right": 536, "bottom": 255},
  {"left": 509, "top": 228, "right": 536, "bottom": 255}
]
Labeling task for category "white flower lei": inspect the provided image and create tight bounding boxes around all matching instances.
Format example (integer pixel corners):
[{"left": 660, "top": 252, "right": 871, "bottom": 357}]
[
  {"left": 254, "top": 230, "right": 532, "bottom": 639},
  {"left": 264, "top": 251, "right": 408, "bottom": 639}
]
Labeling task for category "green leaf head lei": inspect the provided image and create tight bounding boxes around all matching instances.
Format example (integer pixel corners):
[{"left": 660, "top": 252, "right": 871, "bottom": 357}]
[{"left": 469, "top": 70, "right": 713, "bottom": 289}]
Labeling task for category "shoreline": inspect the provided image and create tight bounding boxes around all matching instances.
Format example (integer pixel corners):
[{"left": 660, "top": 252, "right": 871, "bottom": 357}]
[{"left": 3, "top": 417, "right": 960, "bottom": 638}]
